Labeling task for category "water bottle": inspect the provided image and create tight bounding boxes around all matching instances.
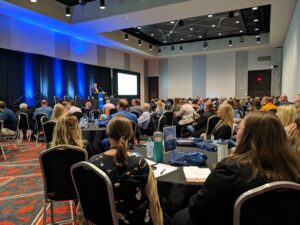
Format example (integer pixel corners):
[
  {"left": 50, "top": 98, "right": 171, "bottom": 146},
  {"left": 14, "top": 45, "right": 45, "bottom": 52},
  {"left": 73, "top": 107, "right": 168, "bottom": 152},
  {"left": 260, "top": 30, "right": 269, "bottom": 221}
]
[
  {"left": 146, "top": 137, "right": 154, "bottom": 158},
  {"left": 90, "top": 113, "right": 95, "bottom": 124},
  {"left": 83, "top": 114, "right": 89, "bottom": 128},
  {"left": 153, "top": 131, "right": 164, "bottom": 163}
]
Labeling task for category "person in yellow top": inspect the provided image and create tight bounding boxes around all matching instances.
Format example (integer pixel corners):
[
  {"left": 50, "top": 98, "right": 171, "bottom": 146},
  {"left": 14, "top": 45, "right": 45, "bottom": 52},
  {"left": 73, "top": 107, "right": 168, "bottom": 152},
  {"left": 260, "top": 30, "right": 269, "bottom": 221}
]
[{"left": 261, "top": 96, "right": 277, "bottom": 111}]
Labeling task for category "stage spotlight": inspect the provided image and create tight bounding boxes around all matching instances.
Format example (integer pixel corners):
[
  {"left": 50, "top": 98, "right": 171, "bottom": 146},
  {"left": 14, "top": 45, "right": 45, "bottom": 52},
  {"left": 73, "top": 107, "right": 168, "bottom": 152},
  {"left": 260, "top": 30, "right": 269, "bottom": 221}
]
[
  {"left": 239, "top": 37, "right": 244, "bottom": 43},
  {"left": 99, "top": 0, "right": 105, "bottom": 9},
  {"left": 171, "top": 46, "right": 175, "bottom": 51},
  {"left": 203, "top": 41, "right": 208, "bottom": 49},
  {"left": 180, "top": 46, "right": 183, "bottom": 52},
  {"left": 149, "top": 45, "right": 152, "bottom": 50},
  {"left": 138, "top": 40, "right": 142, "bottom": 46},
  {"left": 228, "top": 40, "right": 232, "bottom": 47},
  {"left": 125, "top": 33, "right": 129, "bottom": 40},
  {"left": 65, "top": 7, "right": 71, "bottom": 17}
]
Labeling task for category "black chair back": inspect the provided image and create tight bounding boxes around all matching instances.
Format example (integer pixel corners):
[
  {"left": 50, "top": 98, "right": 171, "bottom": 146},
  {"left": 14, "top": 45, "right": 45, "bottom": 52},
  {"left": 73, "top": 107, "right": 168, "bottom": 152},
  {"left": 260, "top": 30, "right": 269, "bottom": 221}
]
[
  {"left": 130, "top": 110, "right": 140, "bottom": 118},
  {"left": 164, "top": 111, "right": 174, "bottom": 126},
  {"left": 206, "top": 115, "right": 219, "bottom": 136},
  {"left": 42, "top": 120, "right": 56, "bottom": 144},
  {"left": 71, "top": 162, "right": 119, "bottom": 225},
  {"left": 146, "top": 115, "right": 157, "bottom": 136},
  {"left": 39, "top": 145, "right": 87, "bottom": 201},
  {"left": 109, "top": 108, "right": 117, "bottom": 115},
  {"left": 89, "top": 110, "right": 100, "bottom": 119},
  {"left": 17, "top": 112, "right": 30, "bottom": 130},
  {"left": 72, "top": 112, "right": 83, "bottom": 121},
  {"left": 64, "top": 95, "right": 70, "bottom": 101},
  {"left": 35, "top": 114, "right": 48, "bottom": 132},
  {"left": 234, "top": 181, "right": 300, "bottom": 225},
  {"left": 157, "top": 115, "right": 166, "bottom": 132},
  {"left": 54, "top": 96, "right": 60, "bottom": 105}
]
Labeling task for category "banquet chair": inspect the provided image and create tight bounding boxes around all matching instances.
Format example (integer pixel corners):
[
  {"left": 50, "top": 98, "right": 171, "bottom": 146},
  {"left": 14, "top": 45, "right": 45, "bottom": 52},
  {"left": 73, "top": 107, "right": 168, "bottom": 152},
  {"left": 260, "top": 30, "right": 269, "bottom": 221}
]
[
  {"left": 164, "top": 111, "right": 174, "bottom": 126},
  {"left": 205, "top": 115, "right": 219, "bottom": 137},
  {"left": 157, "top": 115, "right": 166, "bottom": 132},
  {"left": 63, "top": 95, "right": 70, "bottom": 101},
  {"left": 72, "top": 111, "right": 83, "bottom": 122},
  {"left": 130, "top": 110, "right": 140, "bottom": 118},
  {"left": 53, "top": 96, "right": 60, "bottom": 105},
  {"left": 35, "top": 113, "right": 48, "bottom": 145},
  {"left": 71, "top": 162, "right": 119, "bottom": 225},
  {"left": 42, "top": 120, "right": 56, "bottom": 147},
  {"left": 39, "top": 145, "right": 87, "bottom": 225},
  {"left": 16, "top": 112, "right": 32, "bottom": 142},
  {"left": 233, "top": 181, "right": 300, "bottom": 225},
  {"left": 0, "top": 120, "right": 7, "bottom": 160},
  {"left": 109, "top": 108, "right": 117, "bottom": 115}
]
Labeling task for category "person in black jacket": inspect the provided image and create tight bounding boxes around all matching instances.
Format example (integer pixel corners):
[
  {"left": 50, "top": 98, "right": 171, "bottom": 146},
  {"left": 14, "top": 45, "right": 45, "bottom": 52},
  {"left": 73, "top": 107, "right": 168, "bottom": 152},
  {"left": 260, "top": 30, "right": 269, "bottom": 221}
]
[
  {"left": 172, "top": 111, "right": 300, "bottom": 225},
  {"left": 187, "top": 102, "right": 215, "bottom": 137}
]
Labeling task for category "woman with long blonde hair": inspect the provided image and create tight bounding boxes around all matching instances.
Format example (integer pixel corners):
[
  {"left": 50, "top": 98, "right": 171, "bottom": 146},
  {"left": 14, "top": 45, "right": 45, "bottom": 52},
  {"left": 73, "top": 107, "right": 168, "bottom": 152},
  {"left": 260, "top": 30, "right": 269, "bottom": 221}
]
[
  {"left": 210, "top": 103, "right": 233, "bottom": 140},
  {"left": 277, "top": 104, "right": 296, "bottom": 127},
  {"left": 51, "top": 103, "right": 66, "bottom": 121}
]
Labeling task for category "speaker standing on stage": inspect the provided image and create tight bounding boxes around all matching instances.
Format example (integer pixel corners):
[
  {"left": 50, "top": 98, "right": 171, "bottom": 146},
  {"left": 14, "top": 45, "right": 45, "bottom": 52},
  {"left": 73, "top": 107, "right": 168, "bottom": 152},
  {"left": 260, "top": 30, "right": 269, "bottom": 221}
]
[{"left": 91, "top": 82, "right": 103, "bottom": 99}]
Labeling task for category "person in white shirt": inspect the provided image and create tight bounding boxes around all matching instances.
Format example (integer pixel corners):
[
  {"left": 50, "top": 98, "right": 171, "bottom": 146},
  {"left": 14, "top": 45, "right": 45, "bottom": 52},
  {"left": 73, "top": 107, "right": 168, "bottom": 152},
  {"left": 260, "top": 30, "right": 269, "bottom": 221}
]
[{"left": 68, "top": 100, "right": 82, "bottom": 114}]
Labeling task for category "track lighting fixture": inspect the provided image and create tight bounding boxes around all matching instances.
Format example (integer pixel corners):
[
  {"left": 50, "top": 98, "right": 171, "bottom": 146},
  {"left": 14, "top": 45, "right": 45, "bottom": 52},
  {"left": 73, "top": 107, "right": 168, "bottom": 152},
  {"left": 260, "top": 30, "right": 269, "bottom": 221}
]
[
  {"left": 158, "top": 49, "right": 161, "bottom": 54},
  {"left": 125, "top": 33, "right": 129, "bottom": 40},
  {"left": 65, "top": 7, "right": 71, "bottom": 17},
  {"left": 30, "top": 0, "right": 37, "bottom": 3},
  {"left": 239, "top": 37, "right": 244, "bottom": 43},
  {"left": 138, "top": 40, "right": 142, "bottom": 46},
  {"left": 179, "top": 46, "right": 183, "bottom": 52},
  {"left": 229, "top": 40, "right": 232, "bottom": 47},
  {"left": 149, "top": 45, "right": 152, "bottom": 50},
  {"left": 99, "top": 0, "right": 105, "bottom": 9},
  {"left": 256, "top": 36, "right": 261, "bottom": 43},
  {"left": 203, "top": 41, "right": 208, "bottom": 49},
  {"left": 171, "top": 46, "right": 175, "bottom": 51}
]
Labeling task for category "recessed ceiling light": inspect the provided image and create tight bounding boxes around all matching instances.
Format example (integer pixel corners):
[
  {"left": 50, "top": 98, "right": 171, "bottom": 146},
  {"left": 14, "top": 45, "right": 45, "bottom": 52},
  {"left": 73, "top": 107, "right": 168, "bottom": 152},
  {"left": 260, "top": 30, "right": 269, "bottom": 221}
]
[
  {"left": 158, "top": 49, "right": 161, "bottom": 54},
  {"left": 252, "top": 7, "right": 258, "bottom": 11},
  {"left": 180, "top": 38, "right": 184, "bottom": 41},
  {"left": 229, "top": 40, "right": 233, "bottom": 47},
  {"left": 256, "top": 36, "right": 261, "bottom": 43},
  {"left": 198, "top": 35, "right": 202, "bottom": 38},
  {"left": 30, "top": 0, "right": 37, "bottom": 2},
  {"left": 218, "top": 33, "right": 222, "bottom": 36},
  {"left": 138, "top": 40, "right": 142, "bottom": 46},
  {"left": 170, "top": 21, "right": 175, "bottom": 24},
  {"left": 254, "top": 19, "right": 259, "bottom": 22},
  {"left": 137, "top": 26, "right": 142, "bottom": 29},
  {"left": 190, "top": 27, "right": 194, "bottom": 31},
  {"left": 236, "top": 20, "right": 240, "bottom": 24},
  {"left": 99, "top": 0, "right": 106, "bottom": 9},
  {"left": 151, "top": 33, "right": 154, "bottom": 36},
  {"left": 208, "top": 14, "right": 213, "bottom": 18},
  {"left": 256, "top": 35, "right": 260, "bottom": 38},
  {"left": 124, "top": 33, "right": 129, "bottom": 40},
  {"left": 163, "top": 40, "right": 167, "bottom": 43},
  {"left": 149, "top": 45, "right": 152, "bottom": 50},
  {"left": 212, "top": 24, "right": 216, "bottom": 27},
  {"left": 169, "top": 30, "right": 173, "bottom": 34},
  {"left": 255, "top": 28, "right": 259, "bottom": 31},
  {"left": 65, "top": 7, "right": 71, "bottom": 17}
]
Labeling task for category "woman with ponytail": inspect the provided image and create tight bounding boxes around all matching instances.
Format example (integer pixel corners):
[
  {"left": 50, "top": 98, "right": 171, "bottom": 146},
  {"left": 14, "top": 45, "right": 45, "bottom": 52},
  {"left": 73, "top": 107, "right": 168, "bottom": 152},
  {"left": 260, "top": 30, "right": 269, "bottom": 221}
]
[{"left": 89, "top": 115, "right": 163, "bottom": 225}]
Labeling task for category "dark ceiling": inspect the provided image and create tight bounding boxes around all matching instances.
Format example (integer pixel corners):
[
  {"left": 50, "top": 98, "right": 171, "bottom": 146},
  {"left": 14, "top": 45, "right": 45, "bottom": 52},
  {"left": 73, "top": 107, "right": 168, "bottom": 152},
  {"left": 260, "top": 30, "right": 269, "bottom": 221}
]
[
  {"left": 123, "top": 5, "right": 271, "bottom": 46},
  {"left": 56, "top": 0, "right": 94, "bottom": 7}
]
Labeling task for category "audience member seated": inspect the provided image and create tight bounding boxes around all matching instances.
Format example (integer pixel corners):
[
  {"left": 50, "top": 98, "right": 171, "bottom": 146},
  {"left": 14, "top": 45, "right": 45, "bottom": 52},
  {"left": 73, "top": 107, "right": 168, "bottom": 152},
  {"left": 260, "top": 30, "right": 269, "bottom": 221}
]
[
  {"left": 171, "top": 98, "right": 181, "bottom": 112},
  {"left": 33, "top": 99, "right": 53, "bottom": 119},
  {"left": 0, "top": 100, "right": 17, "bottom": 136},
  {"left": 50, "top": 103, "right": 66, "bottom": 121},
  {"left": 155, "top": 100, "right": 166, "bottom": 116},
  {"left": 276, "top": 104, "right": 296, "bottom": 129},
  {"left": 176, "top": 100, "right": 196, "bottom": 126},
  {"left": 86, "top": 115, "right": 163, "bottom": 225},
  {"left": 191, "top": 99, "right": 199, "bottom": 110},
  {"left": 172, "top": 111, "right": 300, "bottom": 225},
  {"left": 138, "top": 103, "right": 151, "bottom": 134},
  {"left": 103, "top": 99, "right": 115, "bottom": 115},
  {"left": 260, "top": 96, "right": 277, "bottom": 111},
  {"left": 110, "top": 98, "right": 138, "bottom": 124},
  {"left": 295, "top": 94, "right": 300, "bottom": 102},
  {"left": 210, "top": 103, "right": 233, "bottom": 140},
  {"left": 50, "top": 114, "right": 93, "bottom": 157},
  {"left": 187, "top": 102, "right": 215, "bottom": 137},
  {"left": 129, "top": 99, "right": 143, "bottom": 114},
  {"left": 295, "top": 100, "right": 300, "bottom": 115},
  {"left": 17, "top": 103, "right": 34, "bottom": 127},
  {"left": 68, "top": 100, "right": 82, "bottom": 114},
  {"left": 279, "top": 94, "right": 292, "bottom": 105},
  {"left": 61, "top": 100, "right": 70, "bottom": 112},
  {"left": 82, "top": 101, "right": 92, "bottom": 114}
]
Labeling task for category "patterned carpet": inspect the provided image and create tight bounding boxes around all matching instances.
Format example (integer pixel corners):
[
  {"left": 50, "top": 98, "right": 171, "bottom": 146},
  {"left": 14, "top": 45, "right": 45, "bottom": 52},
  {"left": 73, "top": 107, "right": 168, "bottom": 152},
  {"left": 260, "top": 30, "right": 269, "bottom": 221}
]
[{"left": 0, "top": 141, "right": 77, "bottom": 225}]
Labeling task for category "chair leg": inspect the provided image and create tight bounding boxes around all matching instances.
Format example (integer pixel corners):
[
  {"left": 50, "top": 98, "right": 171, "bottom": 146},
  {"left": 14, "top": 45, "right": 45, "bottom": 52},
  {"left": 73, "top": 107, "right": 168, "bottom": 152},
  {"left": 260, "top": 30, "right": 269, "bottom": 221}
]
[
  {"left": 0, "top": 145, "right": 6, "bottom": 160},
  {"left": 43, "top": 202, "right": 47, "bottom": 225},
  {"left": 50, "top": 201, "right": 54, "bottom": 224},
  {"left": 36, "top": 133, "right": 39, "bottom": 146}
]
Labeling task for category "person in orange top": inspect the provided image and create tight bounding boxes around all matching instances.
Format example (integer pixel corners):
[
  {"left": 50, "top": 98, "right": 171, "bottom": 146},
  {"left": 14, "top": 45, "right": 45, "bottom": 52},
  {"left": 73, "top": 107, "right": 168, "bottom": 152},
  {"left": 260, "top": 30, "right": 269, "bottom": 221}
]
[{"left": 261, "top": 96, "right": 277, "bottom": 111}]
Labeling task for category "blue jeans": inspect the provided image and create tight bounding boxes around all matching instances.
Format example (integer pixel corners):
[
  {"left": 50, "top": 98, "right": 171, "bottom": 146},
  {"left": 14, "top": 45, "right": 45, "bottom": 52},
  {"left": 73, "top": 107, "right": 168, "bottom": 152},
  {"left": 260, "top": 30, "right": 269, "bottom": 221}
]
[{"left": 187, "top": 125, "right": 200, "bottom": 138}]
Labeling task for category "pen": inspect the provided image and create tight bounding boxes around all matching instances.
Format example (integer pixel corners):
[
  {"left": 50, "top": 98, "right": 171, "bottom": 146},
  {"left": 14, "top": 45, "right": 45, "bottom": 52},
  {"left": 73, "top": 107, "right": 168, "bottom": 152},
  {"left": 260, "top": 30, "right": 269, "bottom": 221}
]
[{"left": 160, "top": 168, "right": 166, "bottom": 175}]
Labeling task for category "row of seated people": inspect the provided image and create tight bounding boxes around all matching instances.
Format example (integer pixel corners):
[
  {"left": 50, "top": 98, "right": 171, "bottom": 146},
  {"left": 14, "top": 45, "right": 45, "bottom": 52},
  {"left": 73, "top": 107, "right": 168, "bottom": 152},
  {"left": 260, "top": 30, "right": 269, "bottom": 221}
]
[{"left": 41, "top": 109, "right": 300, "bottom": 225}]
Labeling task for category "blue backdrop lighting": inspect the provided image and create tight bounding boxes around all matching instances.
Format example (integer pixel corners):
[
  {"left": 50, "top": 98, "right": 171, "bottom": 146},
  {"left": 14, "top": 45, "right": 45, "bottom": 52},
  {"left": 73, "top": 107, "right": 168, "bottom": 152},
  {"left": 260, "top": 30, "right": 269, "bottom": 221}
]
[
  {"left": 76, "top": 62, "right": 86, "bottom": 98},
  {"left": 67, "top": 80, "right": 75, "bottom": 98},
  {"left": 53, "top": 59, "right": 63, "bottom": 99},
  {"left": 23, "top": 54, "right": 35, "bottom": 106}
]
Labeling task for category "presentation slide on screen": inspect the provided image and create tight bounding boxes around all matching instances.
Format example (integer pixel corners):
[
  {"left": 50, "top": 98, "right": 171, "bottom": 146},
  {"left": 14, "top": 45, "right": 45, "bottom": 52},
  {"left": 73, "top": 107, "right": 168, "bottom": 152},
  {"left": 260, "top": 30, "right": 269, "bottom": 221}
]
[{"left": 117, "top": 72, "right": 138, "bottom": 95}]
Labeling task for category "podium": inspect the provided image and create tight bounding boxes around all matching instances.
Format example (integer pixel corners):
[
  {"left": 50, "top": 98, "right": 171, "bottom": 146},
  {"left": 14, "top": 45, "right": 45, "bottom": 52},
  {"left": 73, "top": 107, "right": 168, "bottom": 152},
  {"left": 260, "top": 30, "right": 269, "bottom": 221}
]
[{"left": 98, "top": 92, "right": 105, "bottom": 109}]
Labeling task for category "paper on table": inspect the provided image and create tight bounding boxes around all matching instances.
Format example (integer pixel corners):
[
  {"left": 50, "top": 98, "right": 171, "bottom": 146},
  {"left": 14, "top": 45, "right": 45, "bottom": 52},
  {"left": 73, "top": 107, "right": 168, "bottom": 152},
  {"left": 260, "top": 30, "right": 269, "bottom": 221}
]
[
  {"left": 153, "top": 163, "right": 178, "bottom": 178},
  {"left": 183, "top": 166, "right": 211, "bottom": 183},
  {"left": 145, "top": 159, "right": 157, "bottom": 166}
]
